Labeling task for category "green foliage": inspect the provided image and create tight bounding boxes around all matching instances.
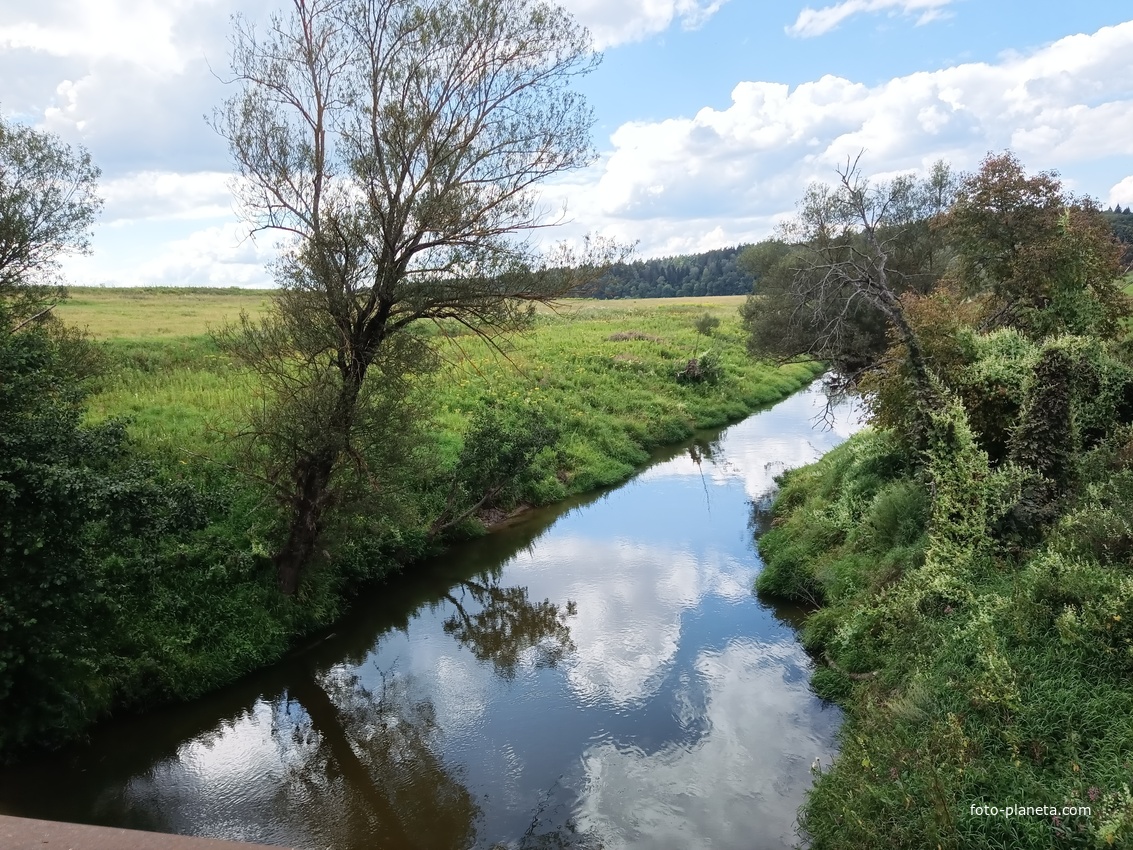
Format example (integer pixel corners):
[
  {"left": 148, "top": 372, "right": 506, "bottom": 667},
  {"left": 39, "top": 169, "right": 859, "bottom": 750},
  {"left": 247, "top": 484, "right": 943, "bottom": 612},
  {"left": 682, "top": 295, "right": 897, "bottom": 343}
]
[
  {"left": 949, "top": 152, "right": 1130, "bottom": 341},
  {"left": 0, "top": 115, "right": 102, "bottom": 326},
  {"left": 675, "top": 349, "right": 722, "bottom": 385},
  {"left": 0, "top": 323, "right": 242, "bottom": 756},
  {"left": 587, "top": 245, "right": 754, "bottom": 299},
  {"left": 0, "top": 324, "right": 111, "bottom": 751},
  {"left": 748, "top": 151, "right": 1133, "bottom": 850},
  {"left": 429, "top": 400, "right": 561, "bottom": 534},
  {"left": 1103, "top": 208, "right": 1133, "bottom": 266},
  {"left": 742, "top": 162, "right": 954, "bottom": 383},
  {"left": 1010, "top": 344, "right": 1075, "bottom": 486},
  {"left": 947, "top": 327, "right": 1037, "bottom": 465},
  {"left": 758, "top": 416, "right": 1133, "bottom": 848},
  {"left": 694, "top": 312, "right": 721, "bottom": 337}
]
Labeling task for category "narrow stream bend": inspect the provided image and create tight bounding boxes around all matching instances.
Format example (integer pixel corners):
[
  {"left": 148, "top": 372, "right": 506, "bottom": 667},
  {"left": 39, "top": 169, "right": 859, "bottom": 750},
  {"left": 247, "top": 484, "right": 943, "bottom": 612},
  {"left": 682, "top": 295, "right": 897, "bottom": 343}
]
[{"left": 0, "top": 380, "right": 860, "bottom": 850}]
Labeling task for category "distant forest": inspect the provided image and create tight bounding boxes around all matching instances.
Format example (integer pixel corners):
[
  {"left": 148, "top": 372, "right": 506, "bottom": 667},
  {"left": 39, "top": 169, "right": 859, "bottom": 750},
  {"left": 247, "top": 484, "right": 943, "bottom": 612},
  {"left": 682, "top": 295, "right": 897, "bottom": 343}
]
[
  {"left": 587, "top": 210, "right": 1133, "bottom": 300},
  {"left": 1105, "top": 208, "right": 1133, "bottom": 264},
  {"left": 584, "top": 246, "right": 753, "bottom": 299}
]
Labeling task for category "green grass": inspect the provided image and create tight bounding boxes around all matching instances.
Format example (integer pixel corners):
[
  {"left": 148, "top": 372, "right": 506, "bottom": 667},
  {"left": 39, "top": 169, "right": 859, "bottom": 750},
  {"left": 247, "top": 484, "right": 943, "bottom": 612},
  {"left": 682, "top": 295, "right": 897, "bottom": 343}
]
[
  {"left": 58, "top": 287, "right": 272, "bottom": 338},
  {"left": 75, "top": 291, "right": 818, "bottom": 492}
]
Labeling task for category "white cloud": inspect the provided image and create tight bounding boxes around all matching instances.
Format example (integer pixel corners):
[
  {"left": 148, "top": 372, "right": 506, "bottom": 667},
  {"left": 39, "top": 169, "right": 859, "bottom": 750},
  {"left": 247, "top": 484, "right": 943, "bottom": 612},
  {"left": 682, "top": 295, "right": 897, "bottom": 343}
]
[
  {"left": 126, "top": 221, "right": 275, "bottom": 287},
  {"left": 550, "top": 20, "right": 1133, "bottom": 258},
  {"left": 1109, "top": 176, "right": 1133, "bottom": 209},
  {"left": 154, "top": 223, "right": 272, "bottom": 285},
  {"left": 561, "top": 0, "right": 730, "bottom": 50},
  {"left": 101, "top": 171, "right": 233, "bottom": 223},
  {"left": 0, "top": 0, "right": 206, "bottom": 73},
  {"left": 787, "top": 0, "right": 954, "bottom": 38}
]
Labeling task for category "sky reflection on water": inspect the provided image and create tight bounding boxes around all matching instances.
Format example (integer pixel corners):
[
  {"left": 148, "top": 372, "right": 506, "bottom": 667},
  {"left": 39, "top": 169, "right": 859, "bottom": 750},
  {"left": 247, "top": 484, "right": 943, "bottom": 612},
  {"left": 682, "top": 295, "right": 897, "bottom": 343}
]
[{"left": 0, "top": 381, "right": 861, "bottom": 850}]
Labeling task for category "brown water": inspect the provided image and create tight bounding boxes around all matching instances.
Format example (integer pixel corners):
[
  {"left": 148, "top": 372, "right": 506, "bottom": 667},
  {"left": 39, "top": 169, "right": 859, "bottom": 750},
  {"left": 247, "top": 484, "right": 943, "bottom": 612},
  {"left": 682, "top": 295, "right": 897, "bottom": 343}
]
[{"left": 0, "top": 381, "right": 860, "bottom": 850}]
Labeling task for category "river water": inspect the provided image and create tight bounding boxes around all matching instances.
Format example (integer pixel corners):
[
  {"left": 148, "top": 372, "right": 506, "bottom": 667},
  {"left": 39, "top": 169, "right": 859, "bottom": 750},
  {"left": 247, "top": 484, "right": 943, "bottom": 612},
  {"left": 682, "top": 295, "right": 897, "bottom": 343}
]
[{"left": 0, "top": 380, "right": 859, "bottom": 850}]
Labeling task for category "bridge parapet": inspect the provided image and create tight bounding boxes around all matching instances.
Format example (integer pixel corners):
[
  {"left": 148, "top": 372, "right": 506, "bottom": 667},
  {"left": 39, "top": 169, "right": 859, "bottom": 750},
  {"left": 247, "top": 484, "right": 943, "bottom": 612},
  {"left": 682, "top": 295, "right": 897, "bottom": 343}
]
[{"left": 0, "top": 815, "right": 293, "bottom": 850}]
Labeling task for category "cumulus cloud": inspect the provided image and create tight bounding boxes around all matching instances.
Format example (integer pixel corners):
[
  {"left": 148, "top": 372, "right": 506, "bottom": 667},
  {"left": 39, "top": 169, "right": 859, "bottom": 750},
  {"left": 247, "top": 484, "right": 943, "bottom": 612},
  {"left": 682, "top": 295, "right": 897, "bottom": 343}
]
[
  {"left": 3, "top": 0, "right": 736, "bottom": 285},
  {"left": 550, "top": 20, "right": 1133, "bottom": 257},
  {"left": 132, "top": 221, "right": 276, "bottom": 287},
  {"left": 8, "top": 1, "right": 1132, "bottom": 283},
  {"left": 561, "top": 0, "right": 730, "bottom": 50},
  {"left": 787, "top": 0, "right": 954, "bottom": 38},
  {"left": 101, "top": 171, "right": 233, "bottom": 223},
  {"left": 1109, "top": 176, "right": 1133, "bottom": 209}
]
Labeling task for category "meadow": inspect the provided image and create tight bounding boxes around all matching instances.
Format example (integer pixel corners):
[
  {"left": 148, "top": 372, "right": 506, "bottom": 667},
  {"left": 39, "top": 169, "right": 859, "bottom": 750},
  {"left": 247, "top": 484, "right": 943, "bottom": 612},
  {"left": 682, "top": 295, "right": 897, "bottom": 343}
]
[
  {"left": 3, "top": 288, "right": 820, "bottom": 758},
  {"left": 59, "top": 290, "right": 811, "bottom": 492}
]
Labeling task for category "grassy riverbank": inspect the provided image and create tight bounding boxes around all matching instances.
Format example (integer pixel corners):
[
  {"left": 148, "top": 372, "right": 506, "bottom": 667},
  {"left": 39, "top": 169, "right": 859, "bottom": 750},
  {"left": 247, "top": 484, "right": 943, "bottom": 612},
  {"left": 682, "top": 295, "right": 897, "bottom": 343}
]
[
  {"left": 757, "top": 425, "right": 1133, "bottom": 848},
  {"left": 3, "top": 290, "right": 819, "bottom": 761}
]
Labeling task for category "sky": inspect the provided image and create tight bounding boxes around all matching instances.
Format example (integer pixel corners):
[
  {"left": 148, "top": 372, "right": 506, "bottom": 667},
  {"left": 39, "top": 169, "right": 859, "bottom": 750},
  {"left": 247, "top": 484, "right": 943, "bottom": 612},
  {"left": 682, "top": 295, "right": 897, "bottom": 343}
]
[{"left": 3, "top": 0, "right": 1133, "bottom": 287}]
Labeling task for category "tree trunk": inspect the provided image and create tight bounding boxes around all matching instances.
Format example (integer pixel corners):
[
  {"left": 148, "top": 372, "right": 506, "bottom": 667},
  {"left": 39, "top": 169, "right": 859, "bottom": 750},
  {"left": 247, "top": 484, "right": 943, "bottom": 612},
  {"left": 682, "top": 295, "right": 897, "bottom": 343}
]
[
  {"left": 275, "top": 450, "right": 335, "bottom": 595},
  {"left": 274, "top": 360, "right": 367, "bottom": 595}
]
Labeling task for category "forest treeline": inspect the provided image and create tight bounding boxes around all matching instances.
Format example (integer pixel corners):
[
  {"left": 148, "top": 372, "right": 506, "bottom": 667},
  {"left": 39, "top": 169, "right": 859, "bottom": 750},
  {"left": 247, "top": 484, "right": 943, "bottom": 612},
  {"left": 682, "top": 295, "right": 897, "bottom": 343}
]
[
  {"left": 1104, "top": 208, "right": 1133, "bottom": 263},
  {"left": 581, "top": 210, "right": 1133, "bottom": 300},
  {"left": 584, "top": 246, "right": 753, "bottom": 299},
  {"left": 748, "top": 152, "right": 1133, "bottom": 848}
]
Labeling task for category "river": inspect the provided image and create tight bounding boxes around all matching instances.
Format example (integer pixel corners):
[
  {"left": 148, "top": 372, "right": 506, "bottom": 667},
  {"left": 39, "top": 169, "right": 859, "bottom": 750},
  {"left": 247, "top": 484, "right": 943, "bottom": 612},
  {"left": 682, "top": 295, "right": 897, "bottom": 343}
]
[{"left": 0, "top": 380, "right": 860, "bottom": 850}]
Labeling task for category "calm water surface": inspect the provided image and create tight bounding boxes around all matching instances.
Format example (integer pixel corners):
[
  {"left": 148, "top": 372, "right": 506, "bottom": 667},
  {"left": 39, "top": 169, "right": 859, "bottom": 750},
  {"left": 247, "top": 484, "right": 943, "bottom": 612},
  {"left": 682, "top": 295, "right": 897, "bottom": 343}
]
[{"left": 0, "top": 381, "right": 860, "bottom": 849}]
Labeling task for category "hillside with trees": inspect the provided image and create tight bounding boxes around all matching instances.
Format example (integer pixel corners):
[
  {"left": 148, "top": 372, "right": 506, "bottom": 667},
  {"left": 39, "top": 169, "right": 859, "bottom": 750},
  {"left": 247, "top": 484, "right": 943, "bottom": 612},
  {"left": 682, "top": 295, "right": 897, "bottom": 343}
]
[
  {"left": 584, "top": 210, "right": 1131, "bottom": 302},
  {"left": 1103, "top": 207, "right": 1133, "bottom": 264}
]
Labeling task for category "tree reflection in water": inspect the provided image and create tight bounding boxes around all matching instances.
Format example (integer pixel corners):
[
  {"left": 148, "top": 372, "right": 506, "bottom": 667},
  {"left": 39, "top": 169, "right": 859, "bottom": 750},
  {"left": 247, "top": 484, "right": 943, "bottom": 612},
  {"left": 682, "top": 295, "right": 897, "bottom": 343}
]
[
  {"left": 278, "top": 670, "right": 480, "bottom": 850},
  {"left": 275, "top": 571, "right": 583, "bottom": 849},
  {"left": 443, "top": 569, "right": 577, "bottom": 679}
]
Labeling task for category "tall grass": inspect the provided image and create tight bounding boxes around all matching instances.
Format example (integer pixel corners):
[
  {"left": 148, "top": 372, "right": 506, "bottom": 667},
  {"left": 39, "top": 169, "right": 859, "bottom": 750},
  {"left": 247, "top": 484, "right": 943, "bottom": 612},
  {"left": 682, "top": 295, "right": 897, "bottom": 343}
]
[{"left": 78, "top": 292, "right": 819, "bottom": 490}]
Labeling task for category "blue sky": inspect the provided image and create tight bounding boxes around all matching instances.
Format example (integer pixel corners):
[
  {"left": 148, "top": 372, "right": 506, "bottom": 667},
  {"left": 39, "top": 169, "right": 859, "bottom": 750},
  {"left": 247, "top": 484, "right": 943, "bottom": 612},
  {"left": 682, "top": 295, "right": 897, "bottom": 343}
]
[{"left": 3, "top": 0, "right": 1132, "bottom": 286}]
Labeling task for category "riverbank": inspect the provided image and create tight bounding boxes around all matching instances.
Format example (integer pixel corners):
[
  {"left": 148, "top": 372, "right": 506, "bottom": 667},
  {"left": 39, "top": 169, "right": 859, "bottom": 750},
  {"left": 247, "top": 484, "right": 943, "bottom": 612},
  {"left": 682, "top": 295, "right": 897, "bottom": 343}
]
[
  {"left": 0, "top": 380, "right": 852, "bottom": 849},
  {"left": 2, "top": 291, "right": 821, "bottom": 762},
  {"left": 756, "top": 427, "right": 1133, "bottom": 848}
]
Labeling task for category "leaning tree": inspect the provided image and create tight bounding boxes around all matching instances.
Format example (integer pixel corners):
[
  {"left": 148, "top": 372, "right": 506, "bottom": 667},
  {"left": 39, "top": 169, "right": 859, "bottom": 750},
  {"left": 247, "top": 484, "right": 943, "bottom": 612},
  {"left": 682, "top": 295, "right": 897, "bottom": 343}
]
[
  {"left": 744, "top": 156, "right": 956, "bottom": 405},
  {"left": 214, "top": 0, "right": 608, "bottom": 594}
]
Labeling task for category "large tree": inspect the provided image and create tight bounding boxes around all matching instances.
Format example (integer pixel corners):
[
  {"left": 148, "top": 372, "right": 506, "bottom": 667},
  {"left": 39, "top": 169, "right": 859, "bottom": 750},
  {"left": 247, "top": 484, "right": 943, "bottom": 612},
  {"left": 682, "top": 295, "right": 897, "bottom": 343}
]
[
  {"left": 215, "top": 0, "right": 606, "bottom": 594},
  {"left": 0, "top": 114, "right": 101, "bottom": 328},
  {"left": 947, "top": 151, "right": 1128, "bottom": 339}
]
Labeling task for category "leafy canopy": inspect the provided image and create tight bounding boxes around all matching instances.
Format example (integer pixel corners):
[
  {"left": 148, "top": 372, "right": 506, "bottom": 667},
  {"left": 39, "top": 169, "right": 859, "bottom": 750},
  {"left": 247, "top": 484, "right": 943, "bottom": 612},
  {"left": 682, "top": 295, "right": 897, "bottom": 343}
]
[{"left": 0, "top": 114, "right": 101, "bottom": 327}]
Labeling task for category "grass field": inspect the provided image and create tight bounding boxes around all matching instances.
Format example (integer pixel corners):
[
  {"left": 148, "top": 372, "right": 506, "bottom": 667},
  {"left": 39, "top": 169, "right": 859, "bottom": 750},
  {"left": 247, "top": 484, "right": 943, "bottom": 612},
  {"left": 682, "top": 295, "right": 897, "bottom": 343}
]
[
  {"left": 65, "top": 289, "right": 812, "bottom": 491},
  {"left": 57, "top": 287, "right": 747, "bottom": 337},
  {"left": 58, "top": 287, "right": 273, "bottom": 338}
]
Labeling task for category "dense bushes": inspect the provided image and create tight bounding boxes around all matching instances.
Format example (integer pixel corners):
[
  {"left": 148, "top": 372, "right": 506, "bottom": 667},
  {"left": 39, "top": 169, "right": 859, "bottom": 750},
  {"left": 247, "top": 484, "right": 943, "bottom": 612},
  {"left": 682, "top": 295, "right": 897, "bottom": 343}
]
[
  {"left": 0, "top": 324, "right": 253, "bottom": 753},
  {"left": 757, "top": 333, "right": 1133, "bottom": 848}
]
